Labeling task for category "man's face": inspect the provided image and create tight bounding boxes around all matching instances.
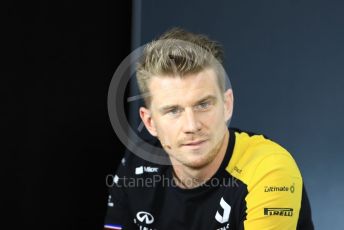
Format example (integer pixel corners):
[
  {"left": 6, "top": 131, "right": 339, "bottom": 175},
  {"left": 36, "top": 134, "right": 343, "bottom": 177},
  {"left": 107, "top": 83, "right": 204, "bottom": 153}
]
[{"left": 140, "top": 68, "right": 233, "bottom": 169}]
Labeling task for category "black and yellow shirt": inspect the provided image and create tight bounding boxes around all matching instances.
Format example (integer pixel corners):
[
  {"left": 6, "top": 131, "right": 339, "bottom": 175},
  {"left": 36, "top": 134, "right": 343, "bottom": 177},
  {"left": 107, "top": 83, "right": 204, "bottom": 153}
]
[{"left": 104, "top": 128, "right": 314, "bottom": 229}]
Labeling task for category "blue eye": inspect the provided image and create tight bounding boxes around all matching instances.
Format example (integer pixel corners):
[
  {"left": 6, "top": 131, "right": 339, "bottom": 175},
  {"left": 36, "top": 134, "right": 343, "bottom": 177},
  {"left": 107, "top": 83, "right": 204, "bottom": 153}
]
[
  {"left": 167, "top": 107, "right": 182, "bottom": 115},
  {"left": 195, "top": 101, "right": 211, "bottom": 110}
]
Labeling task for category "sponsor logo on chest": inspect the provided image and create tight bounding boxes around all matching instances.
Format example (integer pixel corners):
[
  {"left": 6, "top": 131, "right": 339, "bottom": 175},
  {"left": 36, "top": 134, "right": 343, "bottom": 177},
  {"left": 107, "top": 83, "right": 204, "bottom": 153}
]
[{"left": 135, "top": 166, "right": 159, "bottom": 175}]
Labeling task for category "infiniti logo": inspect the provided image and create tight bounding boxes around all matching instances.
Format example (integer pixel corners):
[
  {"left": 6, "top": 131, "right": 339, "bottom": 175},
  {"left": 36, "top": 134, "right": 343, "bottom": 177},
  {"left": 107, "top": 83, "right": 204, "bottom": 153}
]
[{"left": 136, "top": 211, "right": 154, "bottom": 224}]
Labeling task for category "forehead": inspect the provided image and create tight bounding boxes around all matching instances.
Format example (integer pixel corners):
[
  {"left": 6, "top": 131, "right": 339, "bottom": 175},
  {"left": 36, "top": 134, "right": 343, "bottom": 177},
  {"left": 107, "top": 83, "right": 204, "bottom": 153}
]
[{"left": 148, "top": 68, "right": 221, "bottom": 109}]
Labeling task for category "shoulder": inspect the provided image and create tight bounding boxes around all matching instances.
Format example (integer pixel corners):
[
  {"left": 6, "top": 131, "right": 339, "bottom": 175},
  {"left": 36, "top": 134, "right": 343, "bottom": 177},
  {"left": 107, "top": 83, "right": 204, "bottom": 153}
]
[
  {"left": 227, "top": 128, "right": 302, "bottom": 188},
  {"left": 226, "top": 129, "right": 311, "bottom": 228}
]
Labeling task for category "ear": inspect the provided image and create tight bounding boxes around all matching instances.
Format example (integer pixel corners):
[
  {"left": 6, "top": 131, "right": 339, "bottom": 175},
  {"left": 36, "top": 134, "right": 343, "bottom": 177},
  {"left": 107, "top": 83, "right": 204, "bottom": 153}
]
[
  {"left": 139, "top": 107, "right": 158, "bottom": 137},
  {"left": 223, "top": 89, "right": 234, "bottom": 122}
]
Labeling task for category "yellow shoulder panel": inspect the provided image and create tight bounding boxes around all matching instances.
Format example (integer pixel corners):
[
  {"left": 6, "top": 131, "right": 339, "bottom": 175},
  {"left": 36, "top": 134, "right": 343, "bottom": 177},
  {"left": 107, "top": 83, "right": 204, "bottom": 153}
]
[{"left": 226, "top": 131, "right": 303, "bottom": 230}]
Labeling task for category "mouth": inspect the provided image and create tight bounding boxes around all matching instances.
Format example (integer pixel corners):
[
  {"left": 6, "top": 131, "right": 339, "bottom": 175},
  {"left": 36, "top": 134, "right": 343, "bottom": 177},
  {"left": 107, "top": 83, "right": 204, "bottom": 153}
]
[{"left": 181, "top": 140, "right": 208, "bottom": 149}]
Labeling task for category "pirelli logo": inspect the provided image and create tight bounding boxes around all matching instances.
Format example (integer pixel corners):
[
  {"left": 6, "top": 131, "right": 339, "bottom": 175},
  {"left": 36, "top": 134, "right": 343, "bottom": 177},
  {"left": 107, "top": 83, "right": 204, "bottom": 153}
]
[{"left": 264, "top": 208, "right": 293, "bottom": 217}]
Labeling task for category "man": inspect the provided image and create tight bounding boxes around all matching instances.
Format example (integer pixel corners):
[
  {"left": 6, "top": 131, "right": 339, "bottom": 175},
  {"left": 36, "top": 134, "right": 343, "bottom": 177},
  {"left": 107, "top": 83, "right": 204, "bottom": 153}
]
[{"left": 104, "top": 28, "right": 314, "bottom": 229}]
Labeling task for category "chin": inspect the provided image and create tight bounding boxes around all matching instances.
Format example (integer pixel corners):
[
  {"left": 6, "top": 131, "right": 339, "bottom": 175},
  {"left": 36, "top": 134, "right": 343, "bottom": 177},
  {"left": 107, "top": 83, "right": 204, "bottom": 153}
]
[
  {"left": 182, "top": 153, "right": 215, "bottom": 169},
  {"left": 169, "top": 145, "right": 218, "bottom": 169},
  {"left": 184, "top": 161, "right": 210, "bottom": 169}
]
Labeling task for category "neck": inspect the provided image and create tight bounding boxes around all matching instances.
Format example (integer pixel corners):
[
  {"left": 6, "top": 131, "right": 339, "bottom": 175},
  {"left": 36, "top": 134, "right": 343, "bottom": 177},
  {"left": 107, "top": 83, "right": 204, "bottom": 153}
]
[{"left": 172, "top": 129, "right": 230, "bottom": 189}]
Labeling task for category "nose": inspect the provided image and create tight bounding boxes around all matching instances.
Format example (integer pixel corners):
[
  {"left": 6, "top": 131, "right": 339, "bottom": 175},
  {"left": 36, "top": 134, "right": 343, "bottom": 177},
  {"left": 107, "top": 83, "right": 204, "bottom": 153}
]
[{"left": 182, "top": 108, "right": 201, "bottom": 134}]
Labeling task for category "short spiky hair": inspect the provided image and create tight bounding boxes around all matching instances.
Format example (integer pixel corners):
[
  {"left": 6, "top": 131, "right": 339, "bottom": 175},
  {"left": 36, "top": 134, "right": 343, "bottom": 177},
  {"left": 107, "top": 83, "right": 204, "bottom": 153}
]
[{"left": 136, "top": 27, "right": 226, "bottom": 107}]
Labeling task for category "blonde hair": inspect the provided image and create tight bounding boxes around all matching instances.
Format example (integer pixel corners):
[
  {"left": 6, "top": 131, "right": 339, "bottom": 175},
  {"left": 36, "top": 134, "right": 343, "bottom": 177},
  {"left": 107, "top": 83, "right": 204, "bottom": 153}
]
[{"left": 136, "top": 27, "right": 226, "bottom": 107}]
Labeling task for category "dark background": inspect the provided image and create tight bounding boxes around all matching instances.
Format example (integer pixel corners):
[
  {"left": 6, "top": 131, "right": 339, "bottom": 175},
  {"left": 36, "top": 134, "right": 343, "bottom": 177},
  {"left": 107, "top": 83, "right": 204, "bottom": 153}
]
[
  {"left": 3, "top": 0, "right": 344, "bottom": 229},
  {"left": 3, "top": 1, "right": 131, "bottom": 229}
]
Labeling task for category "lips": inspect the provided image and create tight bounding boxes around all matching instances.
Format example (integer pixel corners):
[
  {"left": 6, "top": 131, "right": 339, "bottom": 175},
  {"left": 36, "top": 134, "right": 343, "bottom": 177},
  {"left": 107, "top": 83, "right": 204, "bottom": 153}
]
[{"left": 182, "top": 140, "right": 207, "bottom": 146}]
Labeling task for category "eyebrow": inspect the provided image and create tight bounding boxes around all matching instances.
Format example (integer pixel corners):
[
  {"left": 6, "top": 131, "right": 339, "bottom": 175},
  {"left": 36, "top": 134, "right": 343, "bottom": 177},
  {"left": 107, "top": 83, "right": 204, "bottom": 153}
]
[{"left": 158, "top": 95, "right": 217, "bottom": 114}]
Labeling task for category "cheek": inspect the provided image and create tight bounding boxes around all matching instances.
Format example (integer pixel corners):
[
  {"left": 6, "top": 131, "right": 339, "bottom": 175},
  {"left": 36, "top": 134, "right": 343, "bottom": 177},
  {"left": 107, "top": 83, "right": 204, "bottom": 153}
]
[
  {"left": 204, "top": 110, "right": 227, "bottom": 136},
  {"left": 155, "top": 120, "right": 177, "bottom": 141},
  {"left": 201, "top": 108, "right": 223, "bottom": 124}
]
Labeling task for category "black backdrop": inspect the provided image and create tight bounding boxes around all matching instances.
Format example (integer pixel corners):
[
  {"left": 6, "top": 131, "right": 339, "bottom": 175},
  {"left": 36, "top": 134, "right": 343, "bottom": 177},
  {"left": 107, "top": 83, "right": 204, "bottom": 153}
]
[{"left": 3, "top": 1, "right": 131, "bottom": 229}]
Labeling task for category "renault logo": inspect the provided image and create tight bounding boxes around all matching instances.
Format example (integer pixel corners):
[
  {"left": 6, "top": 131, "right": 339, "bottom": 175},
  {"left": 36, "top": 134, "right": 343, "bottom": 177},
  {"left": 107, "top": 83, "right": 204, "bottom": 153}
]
[
  {"left": 215, "top": 197, "right": 231, "bottom": 224},
  {"left": 136, "top": 211, "right": 154, "bottom": 224}
]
